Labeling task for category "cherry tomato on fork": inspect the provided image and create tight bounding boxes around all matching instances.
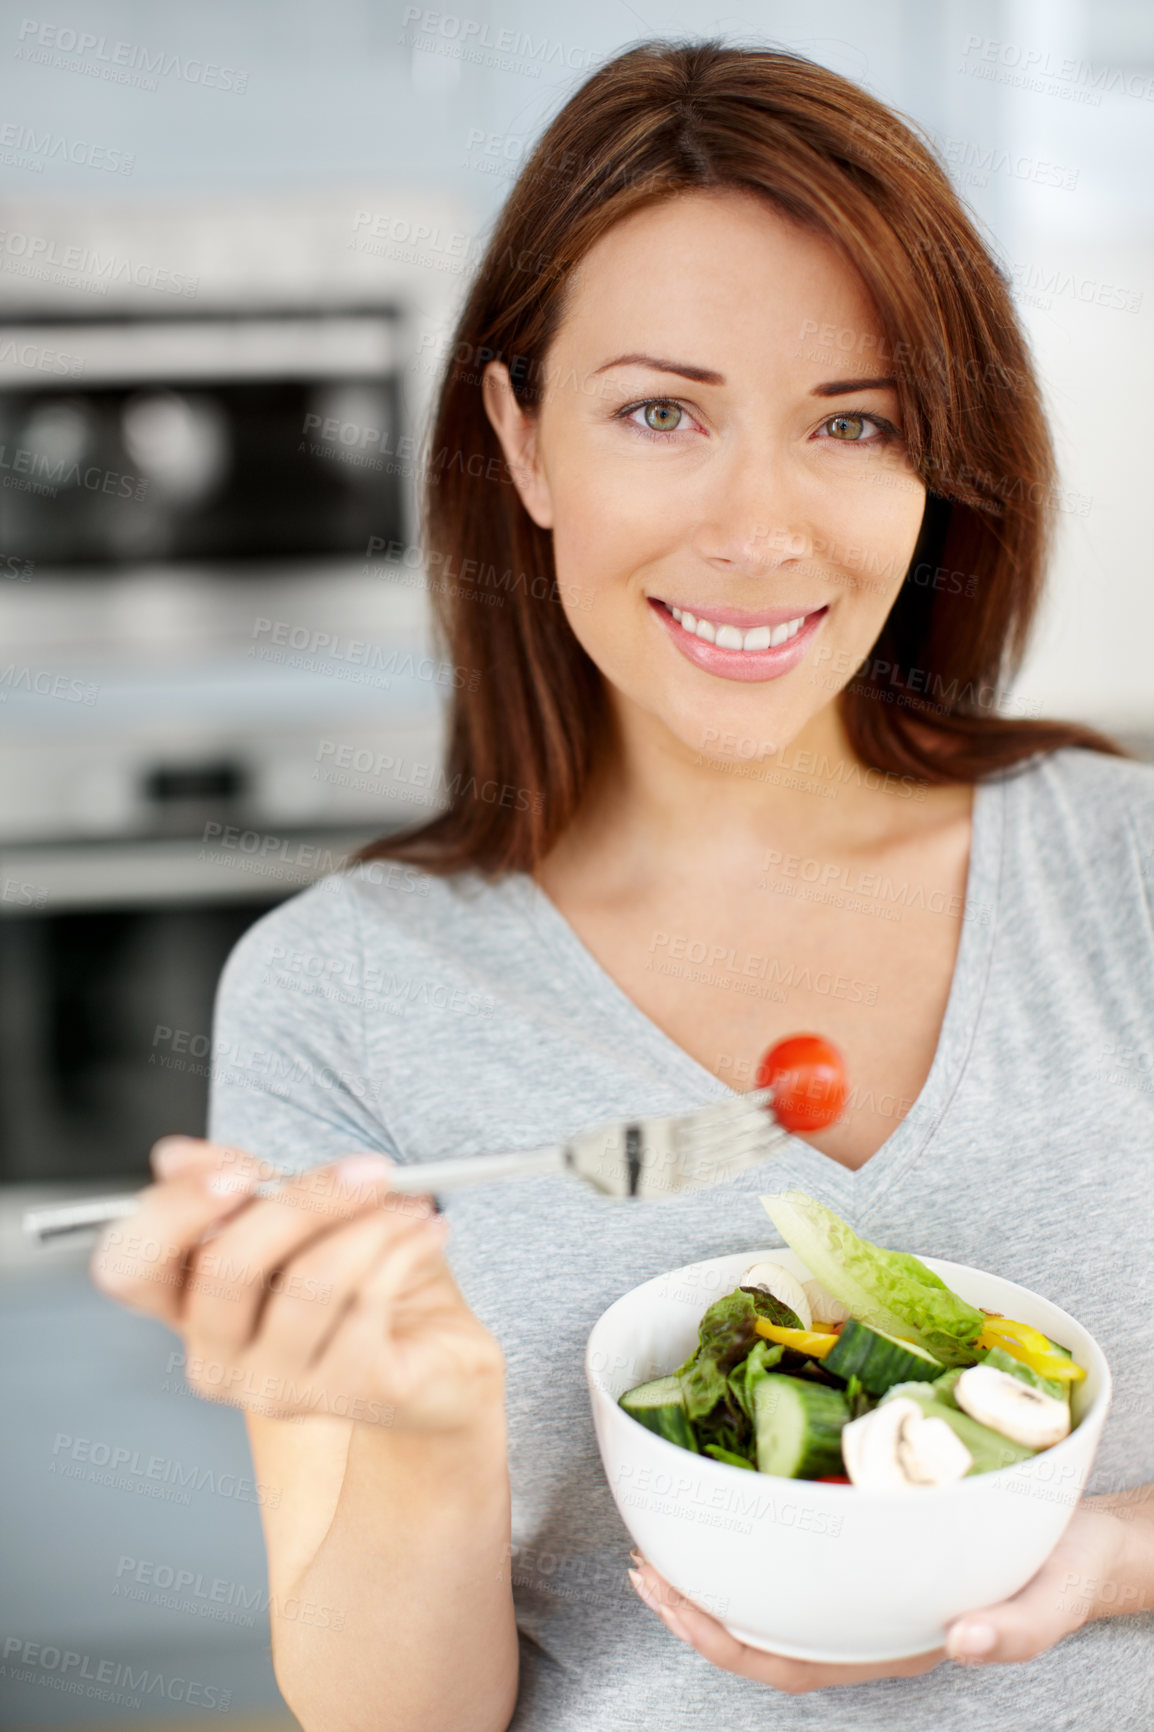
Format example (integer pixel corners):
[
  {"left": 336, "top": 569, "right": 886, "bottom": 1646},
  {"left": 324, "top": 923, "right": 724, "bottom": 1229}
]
[{"left": 756, "top": 1034, "right": 848, "bottom": 1133}]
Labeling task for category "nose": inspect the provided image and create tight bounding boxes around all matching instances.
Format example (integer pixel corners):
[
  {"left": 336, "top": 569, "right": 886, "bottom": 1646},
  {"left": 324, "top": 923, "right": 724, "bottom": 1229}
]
[{"left": 690, "top": 447, "right": 812, "bottom": 577}]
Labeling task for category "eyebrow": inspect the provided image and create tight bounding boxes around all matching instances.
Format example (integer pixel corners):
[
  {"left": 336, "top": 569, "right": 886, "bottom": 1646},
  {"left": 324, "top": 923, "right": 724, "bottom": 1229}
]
[
  {"left": 811, "top": 376, "right": 897, "bottom": 396},
  {"left": 590, "top": 354, "right": 898, "bottom": 396},
  {"left": 592, "top": 352, "right": 724, "bottom": 384}
]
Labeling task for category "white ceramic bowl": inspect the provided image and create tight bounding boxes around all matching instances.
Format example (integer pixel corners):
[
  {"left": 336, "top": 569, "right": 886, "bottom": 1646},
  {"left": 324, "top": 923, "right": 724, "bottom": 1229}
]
[{"left": 586, "top": 1247, "right": 1112, "bottom": 1664}]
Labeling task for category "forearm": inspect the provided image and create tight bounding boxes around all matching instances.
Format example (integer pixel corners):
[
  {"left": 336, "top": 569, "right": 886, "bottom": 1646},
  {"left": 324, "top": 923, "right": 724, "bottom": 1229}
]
[
  {"left": 1080, "top": 1482, "right": 1154, "bottom": 1620},
  {"left": 273, "top": 1403, "right": 518, "bottom": 1732}
]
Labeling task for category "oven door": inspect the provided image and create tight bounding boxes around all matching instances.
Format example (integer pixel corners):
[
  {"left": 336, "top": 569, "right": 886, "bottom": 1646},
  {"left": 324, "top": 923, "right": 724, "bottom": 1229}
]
[{"left": 0, "top": 832, "right": 369, "bottom": 1188}]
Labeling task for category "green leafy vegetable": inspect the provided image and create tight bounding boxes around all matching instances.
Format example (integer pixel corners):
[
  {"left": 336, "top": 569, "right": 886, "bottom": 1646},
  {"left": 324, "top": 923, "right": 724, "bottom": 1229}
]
[
  {"left": 675, "top": 1289, "right": 759, "bottom": 1420},
  {"left": 703, "top": 1445, "right": 755, "bottom": 1469},
  {"left": 675, "top": 1287, "right": 800, "bottom": 1419},
  {"left": 759, "top": 1191, "right": 986, "bottom": 1368},
  {"left": 737, "top": 1284, "right": 806, "bottom": 1331},
  {"left": 843, "top": 1372, "right": 874, "bottom": 1421},
  {"left": 728, "top": 1339, "right": 784, "bottom": 1424}
]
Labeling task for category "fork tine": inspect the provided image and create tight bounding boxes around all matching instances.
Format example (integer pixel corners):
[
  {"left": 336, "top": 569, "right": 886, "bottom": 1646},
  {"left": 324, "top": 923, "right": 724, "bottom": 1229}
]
[
  {"left": 675, "top": 1094, "right": 772, "bottom": 1150},
  {"left": 671, "top": 1088, "right": 774, "bottom": 1134},
  {"left": 681, "top": 1123, "right": 782, "bottom": 1170}
]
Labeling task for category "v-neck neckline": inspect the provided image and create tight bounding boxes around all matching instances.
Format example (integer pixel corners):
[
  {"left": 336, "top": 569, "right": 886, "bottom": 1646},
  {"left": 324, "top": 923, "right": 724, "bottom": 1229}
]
[{"left": 505, "top": 775, "right": 1006, "bottom": 1218}]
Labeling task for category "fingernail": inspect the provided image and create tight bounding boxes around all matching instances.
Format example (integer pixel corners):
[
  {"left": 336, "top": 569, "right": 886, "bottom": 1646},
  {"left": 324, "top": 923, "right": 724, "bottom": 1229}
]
[
  {"left": 948, "top": 1621, "right": 997, "bottom": 1660},
  {"left": 332, "top": 1153, "right": 395, "bottom": 1187},
  {"left": 152, "top": 1136, "right": 201, "bottom": 1176},
  {"left": 629, "top": 1547, "right": 644, "bottom": 1568}
]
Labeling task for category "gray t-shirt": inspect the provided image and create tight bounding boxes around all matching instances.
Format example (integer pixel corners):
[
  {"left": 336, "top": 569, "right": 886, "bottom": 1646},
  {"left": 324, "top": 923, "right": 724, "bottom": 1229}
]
[{"left": 208, "top": 746, "right": 1154, "bottom": 1730}]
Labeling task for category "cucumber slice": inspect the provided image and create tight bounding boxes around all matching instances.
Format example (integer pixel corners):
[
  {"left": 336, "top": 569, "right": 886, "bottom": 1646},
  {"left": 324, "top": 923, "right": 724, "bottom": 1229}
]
[
  {"left": 823, "top": 1319, "right": 944, "bottom": 1394},
  {"left": 753, "top": 1375, "right": 849, "bottom": 1479},
  {"left": 981, "top": 1345, "right": 1069, "bottom": 1404},
  {"left": 930, "top": 1366, "right": 964, "bottom": 1406},
  {"left": 619, "top": 1375, "right": 698, "bottom": 1450},
  {"left": 881, "top": 1385, "right": 1036, "bottom": 1473}
]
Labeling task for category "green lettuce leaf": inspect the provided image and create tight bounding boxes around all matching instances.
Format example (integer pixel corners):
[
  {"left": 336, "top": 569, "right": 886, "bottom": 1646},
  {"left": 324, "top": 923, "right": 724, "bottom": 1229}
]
[
  {"left": 728, "top": 1338, "right": 784, "bottom": 1423},
  {"left": 703, "top": 1444, "right": 755, "bottom": 1469},
  {"left": 675, "top": 1288, "right": 763, "bottom": 1420},
  {"left": 759, "top": 1190, "right": 985, "bottom": 1369}
]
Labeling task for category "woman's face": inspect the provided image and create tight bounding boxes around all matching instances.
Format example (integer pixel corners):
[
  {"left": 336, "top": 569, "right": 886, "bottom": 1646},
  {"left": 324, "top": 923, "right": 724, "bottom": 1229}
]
[{"left": 484, "top": 188, "right": 927, "bottom": 764}]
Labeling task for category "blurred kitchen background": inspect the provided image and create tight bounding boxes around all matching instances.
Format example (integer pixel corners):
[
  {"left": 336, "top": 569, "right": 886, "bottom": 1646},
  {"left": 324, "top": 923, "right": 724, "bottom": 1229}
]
[{"left": 0, "top": 0, "right": 1151, "bottom": 1726}]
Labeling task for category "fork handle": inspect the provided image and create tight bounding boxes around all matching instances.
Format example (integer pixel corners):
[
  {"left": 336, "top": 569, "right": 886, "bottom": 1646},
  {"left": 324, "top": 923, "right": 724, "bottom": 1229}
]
[
  {"left": 21, "top": 1144, "right": 571, "bottom": 1240},
  {"left": 385, "top": 1145, "right": 567, "bottom": 1193}
]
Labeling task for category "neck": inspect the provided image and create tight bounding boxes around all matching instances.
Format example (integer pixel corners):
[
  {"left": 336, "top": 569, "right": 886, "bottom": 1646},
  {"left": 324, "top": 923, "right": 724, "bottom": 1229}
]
[{"left": 548, "top": 697, "right": 927, "bottom": 888}]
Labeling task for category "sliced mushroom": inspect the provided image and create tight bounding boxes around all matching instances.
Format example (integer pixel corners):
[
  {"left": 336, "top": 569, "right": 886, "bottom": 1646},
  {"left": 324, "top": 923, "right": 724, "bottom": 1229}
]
[
  {"left": 895, "top": 1414, "right": 973, "bottom": 1485},
  {"left": 739, "top": 1260, "right": 812, "bottom": 1330},
  {"left": 841, "top": 1396, "right": 973, "bottom": 1489},
  {"left": 953, "top": 1364, "right": 1071, "bottom": 1450},
  {"left": 802, "top": 1276, "right": 851, "bottom": 1327}
]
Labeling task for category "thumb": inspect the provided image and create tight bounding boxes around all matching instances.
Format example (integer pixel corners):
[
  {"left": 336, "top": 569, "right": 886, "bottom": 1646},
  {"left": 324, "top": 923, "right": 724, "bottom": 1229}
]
[{"left": 946, "top": 1511, "right": 1119, "bottom": 1665}]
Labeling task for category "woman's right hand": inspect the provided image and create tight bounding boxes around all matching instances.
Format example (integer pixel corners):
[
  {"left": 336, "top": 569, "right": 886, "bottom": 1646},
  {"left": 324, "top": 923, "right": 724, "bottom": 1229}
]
[{"left": 90, "top": 1137, "right": 505, "bottom": 1432}]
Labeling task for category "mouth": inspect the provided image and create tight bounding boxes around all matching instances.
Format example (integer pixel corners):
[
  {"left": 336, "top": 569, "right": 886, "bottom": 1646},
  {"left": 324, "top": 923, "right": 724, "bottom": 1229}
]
[{"left": 647, "top": 596, "right": 829, "bottom": 683}]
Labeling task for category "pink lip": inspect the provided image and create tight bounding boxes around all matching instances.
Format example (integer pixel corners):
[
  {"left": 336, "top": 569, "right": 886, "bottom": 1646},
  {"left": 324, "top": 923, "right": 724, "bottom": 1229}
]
[{"left": 648, "top": 598, "right": 828, "bottom": 684}]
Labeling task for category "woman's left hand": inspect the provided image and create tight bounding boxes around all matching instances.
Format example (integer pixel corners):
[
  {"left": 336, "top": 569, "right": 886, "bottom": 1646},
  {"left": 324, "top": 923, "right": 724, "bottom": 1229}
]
[{"left": 628, "top": 1499, "right": 1139, "bottom": 1693}]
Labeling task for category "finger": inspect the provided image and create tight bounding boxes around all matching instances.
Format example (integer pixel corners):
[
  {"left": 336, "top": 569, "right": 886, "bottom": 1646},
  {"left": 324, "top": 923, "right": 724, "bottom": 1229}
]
[
  {"left": 90, "top": 1160, "right": 265, "bottom": 1325},
  {"left": 315, "top": 1215, "right": 451, "bottom": 1410},
  {"left": 257, "top": 1207, "right": 442, "bottom": 1367},
  {"left": 182, "top": 1154, "right": 433, "bottom": 1354},
  {"left": 151, "top": 1136, "right": 276, "bottom": 1183},
  {"left": 629, "top": 1563, "right": 944, "bottom": 1692},
  {"left": 353, "top": 1210, "right": 451, "bottom": 1315},
  {"left": 946, "top": 1515, "right": 1116, "bottom": 1665}
]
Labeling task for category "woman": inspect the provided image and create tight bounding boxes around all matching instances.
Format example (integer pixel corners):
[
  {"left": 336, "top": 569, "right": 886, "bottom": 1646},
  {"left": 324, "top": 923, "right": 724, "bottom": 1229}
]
[{"left": 94, "top": 39, "right": 1154, "bottom": 1732}]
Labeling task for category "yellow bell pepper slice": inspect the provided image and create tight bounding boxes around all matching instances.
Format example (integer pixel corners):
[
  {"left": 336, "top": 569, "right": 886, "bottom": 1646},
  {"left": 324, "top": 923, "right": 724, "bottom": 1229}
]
[
  {"left": 976, "top": 1317, "right": 1086, "bottom": 1383},
  {"left": 754, "top": 1318, "right": 839, "bottom": 1358}
]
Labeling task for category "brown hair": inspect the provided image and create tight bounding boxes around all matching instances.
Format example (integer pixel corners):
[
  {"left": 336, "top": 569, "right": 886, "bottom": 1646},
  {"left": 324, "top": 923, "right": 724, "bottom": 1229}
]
[{"left": 359, "top": 37, "right": 1121, "bottom": 878}]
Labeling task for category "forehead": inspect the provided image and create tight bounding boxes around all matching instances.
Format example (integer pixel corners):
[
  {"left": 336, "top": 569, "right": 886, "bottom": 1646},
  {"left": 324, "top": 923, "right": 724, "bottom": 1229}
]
[{"left": 553, "top": 188, "right": 884, "bottom": 370}]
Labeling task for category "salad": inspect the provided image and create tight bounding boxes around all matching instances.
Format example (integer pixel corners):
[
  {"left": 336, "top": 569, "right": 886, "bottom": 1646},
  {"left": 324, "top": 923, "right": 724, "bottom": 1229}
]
[{"left": 619, "top": 1190, "right": 1086, "bottom": 1489}]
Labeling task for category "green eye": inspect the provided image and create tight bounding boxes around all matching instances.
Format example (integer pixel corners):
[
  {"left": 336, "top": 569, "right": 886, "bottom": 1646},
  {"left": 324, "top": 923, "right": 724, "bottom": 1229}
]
[
  {"left": 826, "top": 413, "right": 868, "bottom": 440},
  {"left": 642, "top": 401, "right": 683, "bottom": 432}
]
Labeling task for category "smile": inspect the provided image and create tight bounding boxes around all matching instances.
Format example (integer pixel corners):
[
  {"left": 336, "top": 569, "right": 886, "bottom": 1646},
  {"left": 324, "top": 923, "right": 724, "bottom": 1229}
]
[
  {"left": 648, "top": 597, "right": 829, "bottom": 683},
  {"left": 668, "top": 605, "right": 809, "bottom": 652}
]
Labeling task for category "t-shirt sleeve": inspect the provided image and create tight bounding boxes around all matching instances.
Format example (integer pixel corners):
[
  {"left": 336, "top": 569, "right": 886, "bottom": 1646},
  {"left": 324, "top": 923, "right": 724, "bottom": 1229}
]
[{"left": 206, "top": 875, "right": 402, "bottom": 1177}]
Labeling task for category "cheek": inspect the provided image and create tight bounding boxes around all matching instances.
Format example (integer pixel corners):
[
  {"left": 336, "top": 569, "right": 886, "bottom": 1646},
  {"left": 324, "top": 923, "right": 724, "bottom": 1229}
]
[
  {"left": 817, "top": 469, "right": 927, "bottom": 602},
  {"left": 547, "top": 463, "right": 671, "bottom": 609}
]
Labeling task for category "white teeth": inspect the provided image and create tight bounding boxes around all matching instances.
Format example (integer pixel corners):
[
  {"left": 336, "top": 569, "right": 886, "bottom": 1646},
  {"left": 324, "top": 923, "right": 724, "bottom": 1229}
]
[{"left": 665, "top": 605, "right": 812, "bottom": 652}]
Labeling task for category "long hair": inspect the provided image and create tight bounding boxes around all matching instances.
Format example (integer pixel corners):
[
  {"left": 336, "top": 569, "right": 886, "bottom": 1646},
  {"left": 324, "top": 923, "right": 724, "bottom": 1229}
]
[{"left": 359, "top": 38, "right": 1122, "bottom": 877}]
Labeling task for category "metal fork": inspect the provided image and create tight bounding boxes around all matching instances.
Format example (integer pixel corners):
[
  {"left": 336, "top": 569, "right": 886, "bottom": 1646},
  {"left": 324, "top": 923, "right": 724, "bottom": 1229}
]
[{"left": 22, "top": 1086, "right": 786, "bottom": 1242}]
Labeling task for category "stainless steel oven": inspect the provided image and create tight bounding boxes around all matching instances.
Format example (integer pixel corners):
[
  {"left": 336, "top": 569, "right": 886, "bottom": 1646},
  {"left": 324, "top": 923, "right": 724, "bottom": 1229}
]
[
  {"left": 0, "top": 297, "right": 444, "bottom": 1192},
  {"left": 0, "top": 310, "right": 407, "bottom": 566}
]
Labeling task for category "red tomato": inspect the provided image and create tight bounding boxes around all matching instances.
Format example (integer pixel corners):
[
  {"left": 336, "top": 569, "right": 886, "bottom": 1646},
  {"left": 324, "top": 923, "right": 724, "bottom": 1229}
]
[
  {"left": 815, "top": 1475, "right": 851, "bottom": 1484},
  {"left": 756, "top": 1034, "right": 848, "bottom": 1132}
]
